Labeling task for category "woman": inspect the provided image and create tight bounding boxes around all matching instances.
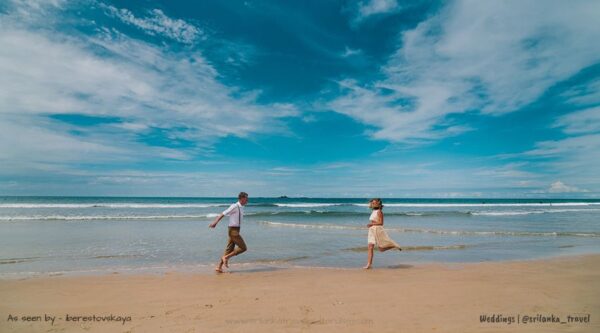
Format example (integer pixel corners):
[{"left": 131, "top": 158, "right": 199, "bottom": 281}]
[{"left": 364, "top": 198, "right": 402, "bottom": 269}]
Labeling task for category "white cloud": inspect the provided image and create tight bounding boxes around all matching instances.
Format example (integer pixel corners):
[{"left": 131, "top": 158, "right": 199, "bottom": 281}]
[
  {"left": 0, "top": 115, "right": 128, "bottom": 164},
  {"left": 553, "top": 106, "right": 600, "bottom": 135},
  {"left": 350, "top": 0, "right": 422, "bottom": 26},
  {"left": 562, "top": 78, "right": 600, "bottom": 106},
  {"left": 473, "top": 162, "right": 537, "bottom": 181},
  {"left": 341, "top": 46, "right": 362, "bottom": 58},
  {"left": 331, "top": 0, "right": 600, "bottom": 142},
  {"left": 356, "top": 0, "right": 399, "bottom": 20},
  {"left": 522, "top": 133, "right": 600, "bottom": 185},
  {"left": 327, "top": 78, "right": 472, "bottom": 142},
  {"left": 506, "top": 105, "right": 600, "bottom": 193},
  {"left": 2, "top": 0, "right": 66, "bottom": 24},
  {"left": 101, "top": 4, "right": 203, "bottom": 44},
  {"left": 547, "top": 181, "right": 588, "bottom": 193},
  {"left": 0, "top": 1, "right": 297, "bottom": 173},
  {"left": 518, "top": 104, "right": 600, "bottom": 191}
]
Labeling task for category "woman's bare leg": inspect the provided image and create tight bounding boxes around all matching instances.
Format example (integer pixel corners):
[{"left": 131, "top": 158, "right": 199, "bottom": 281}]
[{"left": 364, "top": 244, "right": 375, "bottom": 269}]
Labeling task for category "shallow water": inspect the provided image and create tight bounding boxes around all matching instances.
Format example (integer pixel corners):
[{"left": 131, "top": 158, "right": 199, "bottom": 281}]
[{"left": 1, "top": 197, "right": 599, "bottom": 278}]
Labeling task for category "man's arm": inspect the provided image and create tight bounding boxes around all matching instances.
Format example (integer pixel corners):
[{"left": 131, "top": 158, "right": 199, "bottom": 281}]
[
  {"left": 210, "top": 203, "right": 235, "bottom": 228},
  {"left": 209, "top": 214, "right": 225, "bottom": 228}
]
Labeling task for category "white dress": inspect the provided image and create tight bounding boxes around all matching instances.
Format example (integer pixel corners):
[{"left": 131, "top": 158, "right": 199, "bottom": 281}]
[{"left": 367, "top": 210, "right": 402, "bottom": 250}]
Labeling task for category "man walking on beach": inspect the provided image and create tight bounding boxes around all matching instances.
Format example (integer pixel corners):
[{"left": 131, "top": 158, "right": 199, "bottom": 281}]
[{"left": 209, "top": 192, "right": 249, "bottom": 273}]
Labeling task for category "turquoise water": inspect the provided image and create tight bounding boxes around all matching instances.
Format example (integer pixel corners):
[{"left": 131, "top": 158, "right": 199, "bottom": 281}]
[{"left": 1, "top": 196, "right": 599, "bottom": 278}]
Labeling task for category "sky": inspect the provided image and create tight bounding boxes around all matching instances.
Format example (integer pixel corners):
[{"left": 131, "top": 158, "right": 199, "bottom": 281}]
[{"left": 1, "top": 0, "right": 599, "bottom": 198}]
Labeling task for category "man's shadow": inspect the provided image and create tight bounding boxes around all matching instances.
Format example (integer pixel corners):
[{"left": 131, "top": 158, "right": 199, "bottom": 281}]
[
  {"left": 386, "top": 264, "right": 413, "bottom": 269},
  {"left": 223, "top": 266, "right": 287, "bottom": 274}
]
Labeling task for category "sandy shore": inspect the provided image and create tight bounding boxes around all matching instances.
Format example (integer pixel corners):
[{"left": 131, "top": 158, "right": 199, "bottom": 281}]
[{"left": 1, "top": 255, "right": 599, "bottom": 333}]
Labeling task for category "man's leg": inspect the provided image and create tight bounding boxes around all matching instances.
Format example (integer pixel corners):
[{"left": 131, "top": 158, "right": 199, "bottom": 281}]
[
  {"left": 231, "top": 233, "right": 247, "bottom": 255},
  {"left": 216, "top": 233, "right": 235, "bottom": 272},
  {"left": 222, "top": 229, "right": 247, "bottom": 266}
]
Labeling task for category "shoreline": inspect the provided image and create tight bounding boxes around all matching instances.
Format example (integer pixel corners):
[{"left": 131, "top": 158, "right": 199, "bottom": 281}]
[
  {"left": 1, "top": 253, "right": 599, "bottom": 332},
  {"left": 2, "top": 251, "right": 599, "bottom": 281}
]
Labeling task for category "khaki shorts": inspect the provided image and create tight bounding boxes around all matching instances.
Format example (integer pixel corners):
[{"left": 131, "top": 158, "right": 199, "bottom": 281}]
[{"left": 224, "top": 226, "right": 247, "bottom": 256}]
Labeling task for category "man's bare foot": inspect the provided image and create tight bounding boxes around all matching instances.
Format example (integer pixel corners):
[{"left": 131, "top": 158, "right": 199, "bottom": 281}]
[
  {"left": 221, "top": 256, "right": 229, "bottom": 268},
  {"left": 363, "top": 265, "right": 371, "bottom": 269},
  {"left": 215, "top": 266, "right": 224, "bottom": 273}
]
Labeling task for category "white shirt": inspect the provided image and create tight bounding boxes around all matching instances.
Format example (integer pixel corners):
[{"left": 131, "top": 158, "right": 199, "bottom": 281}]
[
  {"left": 370, "top": 210, "right": 382, "bottom": 223},
  {"left": 222, "top": 201, "right": 244, "bottom": 227}
]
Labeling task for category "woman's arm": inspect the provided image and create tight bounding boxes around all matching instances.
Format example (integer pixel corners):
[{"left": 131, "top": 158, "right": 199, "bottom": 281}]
[
  {"left": 367, "top": 210, "right": 384, "bottom": 227},
  {"left": 367, "top": 219, "right": 381, "bottom": 227},
  {"left": 369, "top": 210, "right": 383, "bottom": 227},
  {"left": 369, "top": 217, "right": 383, "bottom": 226}
]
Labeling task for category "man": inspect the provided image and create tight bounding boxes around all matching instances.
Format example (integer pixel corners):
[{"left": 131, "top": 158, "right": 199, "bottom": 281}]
[{"left": 209, "top": 192, "right": 249, "bottom": 273}]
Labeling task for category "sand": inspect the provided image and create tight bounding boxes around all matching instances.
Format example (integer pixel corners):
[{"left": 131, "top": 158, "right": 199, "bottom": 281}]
[{"left": 1, "top": 254, "right": 599, "bottom": 333}]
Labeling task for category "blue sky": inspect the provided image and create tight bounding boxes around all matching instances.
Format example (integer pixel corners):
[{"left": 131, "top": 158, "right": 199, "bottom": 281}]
[{"left": 1, "top": 0, "right": 599, "bottom": 198}]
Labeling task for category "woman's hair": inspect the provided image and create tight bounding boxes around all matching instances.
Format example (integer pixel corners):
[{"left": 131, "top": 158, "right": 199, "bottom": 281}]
[{"left": 369, "top": 198, "right": 384, "bottom": 210}]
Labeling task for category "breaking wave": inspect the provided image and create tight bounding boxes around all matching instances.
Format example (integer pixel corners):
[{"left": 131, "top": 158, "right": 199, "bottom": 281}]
[{"left": 258, "top": 221, "right": 600, "bottom": 238}]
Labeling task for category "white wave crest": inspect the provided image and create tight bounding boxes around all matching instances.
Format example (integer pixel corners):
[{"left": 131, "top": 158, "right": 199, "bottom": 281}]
[
  {"left": 274, "top": 203, "right": 342, "bottom": 208},
  {"left": 0, "top": 213, "right": 219, "bottom": 221},
  {"left": 258, "top": 221, "right": 600, "bottom": 237},
  {"left": 0, "top": 203, "right": 227, "bottom": 209}
]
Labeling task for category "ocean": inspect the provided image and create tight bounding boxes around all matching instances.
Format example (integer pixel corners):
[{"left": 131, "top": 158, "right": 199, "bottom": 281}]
[{"left": 1, "top": 196, "right": 599, "bottom": 278}]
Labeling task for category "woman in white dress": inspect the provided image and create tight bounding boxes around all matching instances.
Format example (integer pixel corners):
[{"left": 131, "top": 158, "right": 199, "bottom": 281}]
[{"left": 364, "top": 198, "right": 402, "bottom": 269}]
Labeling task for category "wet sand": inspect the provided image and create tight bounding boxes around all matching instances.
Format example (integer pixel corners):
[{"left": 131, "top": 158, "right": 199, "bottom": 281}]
[{"left": 1, "top": 254, "right": 599, "bottom": 332}]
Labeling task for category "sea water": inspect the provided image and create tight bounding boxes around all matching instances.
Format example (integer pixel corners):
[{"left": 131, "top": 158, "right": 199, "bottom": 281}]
[{"left": 1, "top": 196, "right": 599, "bottom": 278}]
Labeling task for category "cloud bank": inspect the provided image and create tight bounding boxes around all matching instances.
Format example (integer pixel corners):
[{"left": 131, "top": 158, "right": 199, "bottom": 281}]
[
  {"left": 0, "top": 1, "right": 296, "bottom": 173},
  {"left": 331, "top": 0, "right": 600, "bottom": 142}
]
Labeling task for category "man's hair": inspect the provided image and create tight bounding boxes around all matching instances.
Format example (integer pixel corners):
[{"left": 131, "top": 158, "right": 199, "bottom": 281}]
[{"left": 238, "top": 192, "right": 249, "bottom": 199}]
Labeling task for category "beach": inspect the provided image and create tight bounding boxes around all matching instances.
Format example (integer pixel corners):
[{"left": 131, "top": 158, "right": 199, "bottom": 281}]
[
  {"left": 1, "top": 254, "right": 598, "bottom": 333},
  {"left": 2, "top": 0, "right": 599, "bottom": 331}
]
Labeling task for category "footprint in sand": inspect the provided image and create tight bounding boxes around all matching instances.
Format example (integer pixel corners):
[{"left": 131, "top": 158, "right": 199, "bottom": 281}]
[{"left": 300, "top": 305, "right": 313, "bottom": 315}]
